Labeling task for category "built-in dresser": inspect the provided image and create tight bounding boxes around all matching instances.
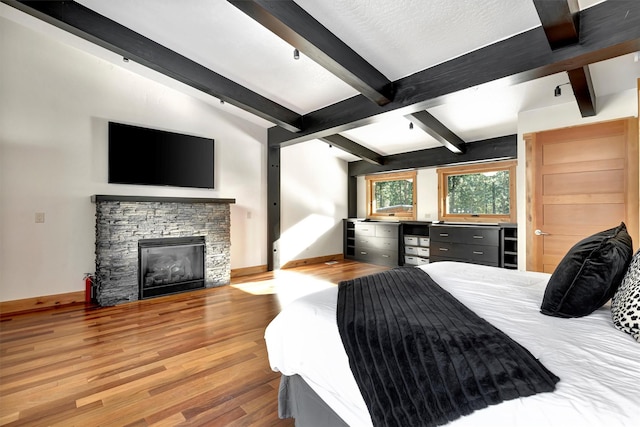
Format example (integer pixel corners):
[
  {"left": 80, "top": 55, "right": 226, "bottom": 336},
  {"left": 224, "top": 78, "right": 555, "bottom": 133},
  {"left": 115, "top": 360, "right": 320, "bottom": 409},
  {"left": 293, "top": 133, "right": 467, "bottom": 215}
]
[{"left": 343, "top": 219, "right": 517, "bottom": 269}]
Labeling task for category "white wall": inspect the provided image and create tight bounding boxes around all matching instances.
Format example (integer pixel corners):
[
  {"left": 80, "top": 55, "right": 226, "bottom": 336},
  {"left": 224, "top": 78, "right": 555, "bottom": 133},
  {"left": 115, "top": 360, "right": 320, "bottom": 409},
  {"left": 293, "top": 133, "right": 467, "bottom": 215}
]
[
  {"left": 280, "top": 141, "right": 348, "bottom": 265},
  {"left": 0, "top": 12, "right": 270, "bottom": 301}
]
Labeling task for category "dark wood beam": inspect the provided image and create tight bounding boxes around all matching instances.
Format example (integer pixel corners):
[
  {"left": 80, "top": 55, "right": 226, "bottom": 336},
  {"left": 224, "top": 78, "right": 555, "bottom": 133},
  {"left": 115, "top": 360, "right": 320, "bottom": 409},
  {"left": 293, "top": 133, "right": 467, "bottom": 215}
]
[
  {"left": 348, "top": 135, "right": 516, "bottom": 177},
  {"left": 347, "top": 175, "right": 357, "bottom": 218},
  {"left": 267, "top": 145, "right": 281, "bottom": 270},
  {"left": 269, "top": 0, "right": 640, "bottom": 146},
  {"left": 533, "top": 0, "right": 580, "bottom": 50},
  {"left": 319, "top": 135, "right": 384, "bottom": 165},
  {"left": 533, "top": 1, "right": 595, "bottom": 116},
  {"left": 228, "top": 0, "right": 393, "bottom": 106},
  {"left": 4, "top": 0, "right": 303, "bottom": 133},
  {"left": 405, "top": 111, "right": 466, "bottom": 154},
  {"left": 567, "top": 66, "right": 596, "bottom": 116}
]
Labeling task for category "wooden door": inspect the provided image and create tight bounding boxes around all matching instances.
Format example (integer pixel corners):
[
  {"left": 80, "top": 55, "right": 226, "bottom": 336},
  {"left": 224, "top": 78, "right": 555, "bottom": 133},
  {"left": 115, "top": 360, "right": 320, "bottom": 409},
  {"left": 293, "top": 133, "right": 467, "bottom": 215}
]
[{"left": 526, "top": 118, "right": 639, "bottom": 273}]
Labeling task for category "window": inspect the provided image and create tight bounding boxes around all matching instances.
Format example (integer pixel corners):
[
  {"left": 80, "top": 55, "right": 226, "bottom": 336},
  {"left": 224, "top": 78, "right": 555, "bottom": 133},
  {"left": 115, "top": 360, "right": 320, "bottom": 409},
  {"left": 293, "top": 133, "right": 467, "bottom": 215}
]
[
  {"left": 437, "top": 160, "right": 516, "bottom": 223},
  {"left": 366, "top": 171, "right": 417, "bottom": 220}
]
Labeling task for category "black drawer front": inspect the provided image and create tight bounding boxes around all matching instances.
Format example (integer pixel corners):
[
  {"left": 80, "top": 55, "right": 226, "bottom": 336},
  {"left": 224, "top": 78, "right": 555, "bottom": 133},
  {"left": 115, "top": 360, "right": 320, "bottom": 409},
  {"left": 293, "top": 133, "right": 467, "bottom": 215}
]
[
  {"left": 354, "top": 249, "right": 398, "bottom": 266},
  {"left": 375, "top": 224, "right": 399, "bottom": 238},
  {"left": 430, "top": 241, "right": 466, "bottom": 259},
  {"left": 356, "top": 237, "right": 397, "bottom": 251},
  {"left": 430, "top": 242, "right": 499, "bottom": 265},
  {"left": 430, "top": 226, "right": 499, "bottom": 246},
  {"left": 354, "top": 223, "right": 375, "bottom": 236},
  {"left": 465, "top": 245, "right": 499, "bottom": 264}
]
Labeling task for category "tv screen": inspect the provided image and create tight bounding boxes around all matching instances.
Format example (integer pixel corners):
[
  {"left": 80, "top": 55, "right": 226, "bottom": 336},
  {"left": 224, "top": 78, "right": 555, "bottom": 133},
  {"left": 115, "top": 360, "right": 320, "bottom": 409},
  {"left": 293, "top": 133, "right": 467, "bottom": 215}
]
[{"left": 108, "top": 122, "right": 214, "bottom": 189}]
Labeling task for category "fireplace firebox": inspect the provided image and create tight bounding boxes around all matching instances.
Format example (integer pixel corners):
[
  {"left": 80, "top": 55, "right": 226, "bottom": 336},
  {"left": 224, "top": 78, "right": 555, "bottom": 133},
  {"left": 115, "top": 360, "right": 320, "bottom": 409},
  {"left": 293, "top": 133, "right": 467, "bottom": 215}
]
[{"left": 138, "top": 236, "right": 205, "bottom": 299}]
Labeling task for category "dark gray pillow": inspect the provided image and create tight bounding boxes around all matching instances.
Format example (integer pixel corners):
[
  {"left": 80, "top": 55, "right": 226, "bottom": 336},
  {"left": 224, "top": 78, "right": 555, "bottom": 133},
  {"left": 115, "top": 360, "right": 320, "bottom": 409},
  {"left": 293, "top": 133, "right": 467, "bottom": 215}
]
[{"left": 540, "top": 223, "right": 633, "bottom": 318}]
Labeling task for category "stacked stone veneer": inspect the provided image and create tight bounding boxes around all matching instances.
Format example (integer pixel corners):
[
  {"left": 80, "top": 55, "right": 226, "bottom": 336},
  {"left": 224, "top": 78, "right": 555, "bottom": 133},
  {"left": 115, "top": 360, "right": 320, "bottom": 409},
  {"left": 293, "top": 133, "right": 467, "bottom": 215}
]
[{"left": 94, "top": 197, "right": 232, "bottom": 306}]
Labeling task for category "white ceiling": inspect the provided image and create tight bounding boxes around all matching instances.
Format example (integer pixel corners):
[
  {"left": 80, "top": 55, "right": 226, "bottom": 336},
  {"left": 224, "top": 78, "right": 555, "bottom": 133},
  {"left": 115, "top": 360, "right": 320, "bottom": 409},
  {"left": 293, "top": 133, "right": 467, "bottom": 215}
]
[{"left": 5, "top": 0, "right": 638, "bottom": 162}]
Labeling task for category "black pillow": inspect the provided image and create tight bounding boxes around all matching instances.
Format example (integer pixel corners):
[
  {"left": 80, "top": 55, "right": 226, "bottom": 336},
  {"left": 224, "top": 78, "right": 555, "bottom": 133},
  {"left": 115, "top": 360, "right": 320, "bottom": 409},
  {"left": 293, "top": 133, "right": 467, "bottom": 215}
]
[{"left": 540, "top": 222, "right": 633, "bottom": 318}]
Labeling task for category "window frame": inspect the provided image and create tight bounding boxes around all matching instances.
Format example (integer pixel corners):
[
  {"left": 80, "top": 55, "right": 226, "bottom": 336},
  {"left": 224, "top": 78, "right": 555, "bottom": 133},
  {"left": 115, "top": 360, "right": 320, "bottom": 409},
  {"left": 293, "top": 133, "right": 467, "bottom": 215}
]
[
  {"left": 365, "top": 170, "right": 417, "bottom": 220},
  {"left": 437, "top": 160, "right": 517, "bottom": 223}
]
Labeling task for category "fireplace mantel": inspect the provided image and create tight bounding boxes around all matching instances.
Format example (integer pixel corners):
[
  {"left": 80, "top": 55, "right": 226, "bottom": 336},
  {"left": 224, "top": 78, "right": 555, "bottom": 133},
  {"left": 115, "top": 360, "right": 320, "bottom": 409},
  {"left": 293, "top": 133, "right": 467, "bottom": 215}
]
[{"left": 91, "top": 195, "right": 236, "bottom": 204}]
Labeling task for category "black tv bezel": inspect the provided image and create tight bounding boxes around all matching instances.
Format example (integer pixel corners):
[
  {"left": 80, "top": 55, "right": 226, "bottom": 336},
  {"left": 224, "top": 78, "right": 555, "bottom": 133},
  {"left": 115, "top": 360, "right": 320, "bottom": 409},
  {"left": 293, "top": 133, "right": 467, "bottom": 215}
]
[{"left": 108, "top": 122, "right": 215, "bottom": 189}]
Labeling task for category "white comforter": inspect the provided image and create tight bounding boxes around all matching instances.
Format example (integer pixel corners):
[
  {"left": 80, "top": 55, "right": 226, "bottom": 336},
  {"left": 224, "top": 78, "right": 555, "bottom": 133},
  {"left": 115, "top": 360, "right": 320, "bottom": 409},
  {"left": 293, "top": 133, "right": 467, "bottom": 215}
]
[{"left": 265, "top": 262, "right": 640, "bottom": 427}]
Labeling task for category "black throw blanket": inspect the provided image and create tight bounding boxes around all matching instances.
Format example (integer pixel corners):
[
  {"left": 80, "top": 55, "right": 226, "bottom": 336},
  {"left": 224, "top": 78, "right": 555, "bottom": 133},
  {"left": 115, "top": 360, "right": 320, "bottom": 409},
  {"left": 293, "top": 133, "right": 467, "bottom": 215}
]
[{"left": 337, "top": 267, "right": 559, "bottom": 427}]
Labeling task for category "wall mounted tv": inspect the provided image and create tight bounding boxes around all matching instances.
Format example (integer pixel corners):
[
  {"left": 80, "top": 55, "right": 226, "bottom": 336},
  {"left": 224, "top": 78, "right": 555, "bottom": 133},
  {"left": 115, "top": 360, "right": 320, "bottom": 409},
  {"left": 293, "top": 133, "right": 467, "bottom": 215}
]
[{"left": 108, "top": 122, "right": 214, "bottom": 189}]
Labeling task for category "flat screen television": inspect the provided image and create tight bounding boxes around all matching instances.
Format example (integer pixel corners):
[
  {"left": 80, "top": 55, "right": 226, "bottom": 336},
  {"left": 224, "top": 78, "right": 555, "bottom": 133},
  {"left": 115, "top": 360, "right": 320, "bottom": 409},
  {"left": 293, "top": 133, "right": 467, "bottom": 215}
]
[{"left": 108, "top": 122, "right": 214, "bottom": 189}]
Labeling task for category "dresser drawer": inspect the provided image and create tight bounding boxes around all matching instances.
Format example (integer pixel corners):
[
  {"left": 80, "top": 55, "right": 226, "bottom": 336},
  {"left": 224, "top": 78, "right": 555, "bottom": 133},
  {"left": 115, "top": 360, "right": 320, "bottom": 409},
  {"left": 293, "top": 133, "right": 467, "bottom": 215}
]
[
  {"left": 354, "top": 223, "right": 375, "bottom": 236},
  {"left": 464, "top": 245, "right": 499, "bottom": 265},
  {"left": 430, "top": 241, "right": 466, "bottom": 259},
  {"left": 463, "top": 228, "right": 499, "bottom": 246},
  {"left": 356, "top": 237, "right": 397, "bottom": 251},
  {"left": 375, "top": 224, "right": 399, "bottom": 238},
  {"left": 430, "top": 225, "right": 499, "bottom": 246},
  {"left": 430, "top": 241, "right": 499, "bottom": 265},
  {"left": 355, "top": 248, "right": 398, "bottom": 267}
]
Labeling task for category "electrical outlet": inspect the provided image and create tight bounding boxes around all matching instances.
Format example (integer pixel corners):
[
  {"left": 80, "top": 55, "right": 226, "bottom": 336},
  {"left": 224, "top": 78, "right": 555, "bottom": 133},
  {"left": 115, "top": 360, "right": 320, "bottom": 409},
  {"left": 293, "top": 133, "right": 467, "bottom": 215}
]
[
  {"left": 424, "top": 213, "right": 432, "bottom": 219},
  {"left": 35, "top": 212, "right": 45, "bottom": 223}
]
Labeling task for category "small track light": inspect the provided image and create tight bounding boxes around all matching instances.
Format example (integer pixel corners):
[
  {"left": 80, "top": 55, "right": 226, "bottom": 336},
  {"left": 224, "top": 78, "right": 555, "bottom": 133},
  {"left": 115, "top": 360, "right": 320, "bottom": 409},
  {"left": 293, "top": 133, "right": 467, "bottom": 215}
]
[
  {"left": 554, "top": 82, "right": 570, "bottom": 97},
  {"left": 409, "top": 122, "right": 414, "bottom": 130},
  {"left": 293, "top": 48, "right": 300, "bottom": 60}
]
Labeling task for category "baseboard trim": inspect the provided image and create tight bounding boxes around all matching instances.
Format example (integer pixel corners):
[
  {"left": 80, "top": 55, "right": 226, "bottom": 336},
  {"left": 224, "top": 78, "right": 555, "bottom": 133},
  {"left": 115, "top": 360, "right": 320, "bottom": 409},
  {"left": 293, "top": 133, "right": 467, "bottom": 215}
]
[
  {"left": 1, "top": 257, "right": 345, "bottom": 315},
  {"left": 231, "top": 265, "right": 268, "bottom": 278},
  {"left": 281, "top": 254, "right": 344, "bottom": 269},
  {"left": 0, "top": 291, "right": 87, "bottom": 317}
]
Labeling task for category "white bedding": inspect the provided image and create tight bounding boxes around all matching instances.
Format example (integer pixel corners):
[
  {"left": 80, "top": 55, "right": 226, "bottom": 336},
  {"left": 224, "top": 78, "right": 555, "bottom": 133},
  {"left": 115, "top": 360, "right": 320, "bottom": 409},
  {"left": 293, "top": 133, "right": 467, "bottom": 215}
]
[{"left": 264, "top": 262, "right": 640, "bottom": 427}]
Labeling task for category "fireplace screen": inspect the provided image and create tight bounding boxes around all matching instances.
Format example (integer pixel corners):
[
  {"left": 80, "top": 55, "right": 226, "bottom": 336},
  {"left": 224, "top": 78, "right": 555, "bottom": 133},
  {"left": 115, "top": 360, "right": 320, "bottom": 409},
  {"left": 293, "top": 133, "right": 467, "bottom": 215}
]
[{"left": 138, "top": 237, "right": 205, "bottom": 299}]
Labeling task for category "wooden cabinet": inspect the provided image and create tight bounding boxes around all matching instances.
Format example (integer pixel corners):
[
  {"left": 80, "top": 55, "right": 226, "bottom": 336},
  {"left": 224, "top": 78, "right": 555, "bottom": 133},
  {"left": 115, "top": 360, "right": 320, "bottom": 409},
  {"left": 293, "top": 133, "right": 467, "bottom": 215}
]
[
  {"left": 344, "top": 219, "right": 400, "bottom": 267},
  {"left": 430, "top": 224, "right": 502, "bottom": 267}
]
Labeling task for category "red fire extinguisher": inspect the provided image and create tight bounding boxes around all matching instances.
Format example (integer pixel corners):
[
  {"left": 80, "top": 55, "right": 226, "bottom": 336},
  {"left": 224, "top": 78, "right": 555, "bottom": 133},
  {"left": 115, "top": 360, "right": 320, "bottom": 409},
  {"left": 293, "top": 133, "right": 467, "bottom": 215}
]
[{"left": 84, "top": 274, "right": 95, "bottom": 304}]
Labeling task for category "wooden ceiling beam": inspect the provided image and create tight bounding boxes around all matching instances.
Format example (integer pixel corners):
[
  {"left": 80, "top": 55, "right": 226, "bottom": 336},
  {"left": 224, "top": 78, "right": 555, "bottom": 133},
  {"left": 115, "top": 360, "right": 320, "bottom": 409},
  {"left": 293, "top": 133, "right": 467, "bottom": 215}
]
[
  {"left": 319, "top": 135, "right": 384, "bottom": 165},
  {"left": 532, "top": 0, "right": 580, "bottom": 50},
  {"left": 228, "top": 0, "right": 394, "bottom": 106},
  {"left": 348, "top": 135, "right": 516, "bottom": 177},
  {"left": 4, "top": 0, "right": 304, "bottom": 133},
  {"left": 405, "top": 111, "right": 466, "bottom": 154},
  {"left": 533, "top": 0, "right": 596, "bottom": 117},
  {"left": 268, "top": 0, "right": 640, "bottom": 146},
  {"left": 567, "top": 66, "right": 597, "bottom": 116}
]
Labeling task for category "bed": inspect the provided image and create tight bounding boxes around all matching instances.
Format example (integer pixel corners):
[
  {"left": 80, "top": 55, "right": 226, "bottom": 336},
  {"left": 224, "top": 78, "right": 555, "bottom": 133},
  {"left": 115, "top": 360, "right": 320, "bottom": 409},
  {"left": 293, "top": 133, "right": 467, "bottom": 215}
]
[{"left": 265, "top": 261, "right": 640, "bottom": 427}]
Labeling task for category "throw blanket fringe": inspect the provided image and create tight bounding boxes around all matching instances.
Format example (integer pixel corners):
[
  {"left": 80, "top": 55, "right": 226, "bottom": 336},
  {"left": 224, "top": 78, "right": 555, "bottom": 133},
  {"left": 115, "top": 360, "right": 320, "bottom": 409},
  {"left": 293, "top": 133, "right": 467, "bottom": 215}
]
[{"left": 337, "top": 267, "right": 559, "bottom": 427}]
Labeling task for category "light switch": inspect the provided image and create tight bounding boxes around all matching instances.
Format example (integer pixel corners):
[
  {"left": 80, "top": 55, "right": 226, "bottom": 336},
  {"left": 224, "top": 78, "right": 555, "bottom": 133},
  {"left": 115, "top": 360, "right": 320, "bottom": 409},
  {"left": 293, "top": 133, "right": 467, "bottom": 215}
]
[{"left": 35, "top": 212, "right": 45, "bottom": 223}]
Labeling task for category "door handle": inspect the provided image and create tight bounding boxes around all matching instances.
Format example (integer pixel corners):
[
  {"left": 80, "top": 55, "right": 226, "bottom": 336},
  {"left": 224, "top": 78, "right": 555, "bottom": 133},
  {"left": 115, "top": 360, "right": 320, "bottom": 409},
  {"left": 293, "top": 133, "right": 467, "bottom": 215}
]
[{"left": 534, "top": 229, "right": 550, "bottom": 236}]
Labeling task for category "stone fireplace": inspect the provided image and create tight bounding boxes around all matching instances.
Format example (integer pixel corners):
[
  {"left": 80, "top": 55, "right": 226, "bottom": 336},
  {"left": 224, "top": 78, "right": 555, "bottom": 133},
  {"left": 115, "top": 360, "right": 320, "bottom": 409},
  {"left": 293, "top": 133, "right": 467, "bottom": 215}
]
[{"left": 92, "top": 195, "right": 235, "bottom": 306}]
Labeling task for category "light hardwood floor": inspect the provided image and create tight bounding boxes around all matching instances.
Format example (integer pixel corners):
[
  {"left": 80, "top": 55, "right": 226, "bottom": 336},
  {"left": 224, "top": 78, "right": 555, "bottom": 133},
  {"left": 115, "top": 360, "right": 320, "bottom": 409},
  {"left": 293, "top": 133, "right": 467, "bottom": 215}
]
[{"left": 0, "top": 260, "right": 388, "bottom": 426}]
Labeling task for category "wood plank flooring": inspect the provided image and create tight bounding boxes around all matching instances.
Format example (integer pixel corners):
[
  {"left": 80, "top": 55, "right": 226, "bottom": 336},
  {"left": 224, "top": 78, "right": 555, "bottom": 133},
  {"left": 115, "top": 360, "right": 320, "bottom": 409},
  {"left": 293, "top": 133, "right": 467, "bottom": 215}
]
[{"left": 0, "top": 260, "right": 388, "bottom": 426}]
